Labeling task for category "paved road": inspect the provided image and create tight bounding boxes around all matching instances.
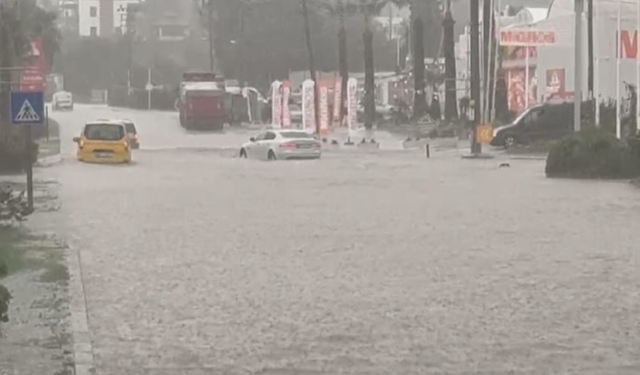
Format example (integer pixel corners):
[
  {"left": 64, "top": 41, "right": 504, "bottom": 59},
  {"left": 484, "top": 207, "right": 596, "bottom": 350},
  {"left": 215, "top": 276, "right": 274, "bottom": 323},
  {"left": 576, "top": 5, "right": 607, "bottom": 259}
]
[{"left": 32, "top": 105, "right": 640, "bottom": 374}]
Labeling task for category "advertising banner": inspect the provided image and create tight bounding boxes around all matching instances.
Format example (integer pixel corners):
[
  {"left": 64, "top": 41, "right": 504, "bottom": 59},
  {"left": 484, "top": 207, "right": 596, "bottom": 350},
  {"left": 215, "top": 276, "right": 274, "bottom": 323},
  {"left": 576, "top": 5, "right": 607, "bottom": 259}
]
[
  {"left": 302, "top": 79, "right": 316, "bottom": 132},
  {"left": 319, "top": 82, "right": 329, "bottom": 136},
  {"left": 21, "top": 38, "right": 47, "bottom": 92},
  {"left": 346, "top": 78, "right": 358, "bottom": 134},
  {"left": 333, "top": 77, "right": 342, "bottom": 122},
  {"left": 271, "top": 80, "right": 282, "bottom": 127},
  {"left": 545, "top": 68, "right": 565, "bottom": 97},
  {"left": 281, "top": 80, "right": 291, "bottom": 129}
]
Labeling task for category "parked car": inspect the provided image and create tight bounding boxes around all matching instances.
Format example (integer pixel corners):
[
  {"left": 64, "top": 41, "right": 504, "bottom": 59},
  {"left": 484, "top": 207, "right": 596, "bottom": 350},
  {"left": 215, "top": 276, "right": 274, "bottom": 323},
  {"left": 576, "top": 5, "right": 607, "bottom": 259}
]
[
  {"left": 239, "top": 130, "right": 321, "bottom": 160},
  {"left": 73, "top": 120, "right": 131, "bottom": 164},
  {"left": 51, "top": 91, "right": 73, "bottom": 111},
  {"left": 121, "top": 119, "right": 139, "bottom": 149},
  {"left": 491, "top": 102, "right": 585, "bottom": 148}
]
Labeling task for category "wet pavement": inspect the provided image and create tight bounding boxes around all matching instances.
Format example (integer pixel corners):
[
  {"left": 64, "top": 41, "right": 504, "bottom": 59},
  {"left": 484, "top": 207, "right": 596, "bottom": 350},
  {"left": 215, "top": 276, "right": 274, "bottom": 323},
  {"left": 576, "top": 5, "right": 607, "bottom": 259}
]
[{"left": 27, "top": 104, "right": 640, "bottom": 374}]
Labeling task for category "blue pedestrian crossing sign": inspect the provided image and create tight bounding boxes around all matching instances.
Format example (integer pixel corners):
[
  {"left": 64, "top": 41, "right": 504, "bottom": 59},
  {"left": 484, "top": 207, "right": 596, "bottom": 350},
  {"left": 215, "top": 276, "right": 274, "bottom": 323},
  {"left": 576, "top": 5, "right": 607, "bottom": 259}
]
[{"left": 10, "top": 91, "right": 44, "bottom": 125}]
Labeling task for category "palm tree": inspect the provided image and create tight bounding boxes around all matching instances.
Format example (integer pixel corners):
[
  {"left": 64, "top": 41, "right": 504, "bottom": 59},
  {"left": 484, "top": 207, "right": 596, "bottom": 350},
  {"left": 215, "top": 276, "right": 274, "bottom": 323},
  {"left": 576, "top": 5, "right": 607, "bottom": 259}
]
[
  {"left": 308, "top": 0, "right": 387, "bottom": 130},
  {"left": 442, "top": 0, "right": 457, "bottom": 121},
  {"left": 352, "top": 0, "right": 388, "bottom": 130}
]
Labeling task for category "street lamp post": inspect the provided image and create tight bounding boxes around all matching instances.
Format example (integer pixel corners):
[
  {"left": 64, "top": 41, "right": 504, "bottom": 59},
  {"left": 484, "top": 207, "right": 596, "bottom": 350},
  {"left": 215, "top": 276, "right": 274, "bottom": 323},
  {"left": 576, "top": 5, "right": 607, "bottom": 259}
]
[{"left": 574, "top": 0, "right": 584, "bottom": 133}]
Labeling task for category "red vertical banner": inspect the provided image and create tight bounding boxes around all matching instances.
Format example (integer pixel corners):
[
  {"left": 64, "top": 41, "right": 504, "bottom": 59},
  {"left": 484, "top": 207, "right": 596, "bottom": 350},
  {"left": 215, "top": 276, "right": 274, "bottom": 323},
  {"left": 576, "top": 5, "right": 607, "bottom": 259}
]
[{"left": 21, "top": 38, "right": 47, "bottom": 92}]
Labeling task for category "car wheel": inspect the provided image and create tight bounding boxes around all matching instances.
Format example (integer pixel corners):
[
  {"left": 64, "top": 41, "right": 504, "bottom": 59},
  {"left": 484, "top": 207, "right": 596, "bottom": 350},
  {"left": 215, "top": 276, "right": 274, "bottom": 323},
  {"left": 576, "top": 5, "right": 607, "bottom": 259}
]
[
  {"left": 504, "top": 135, "right": 516, "bottom": 148},
  {"left": 239, "top": 148, "right": 247, "bottom": 158},
  {"left": 267, "top": 150, "right": 276, "bottom": 161}
]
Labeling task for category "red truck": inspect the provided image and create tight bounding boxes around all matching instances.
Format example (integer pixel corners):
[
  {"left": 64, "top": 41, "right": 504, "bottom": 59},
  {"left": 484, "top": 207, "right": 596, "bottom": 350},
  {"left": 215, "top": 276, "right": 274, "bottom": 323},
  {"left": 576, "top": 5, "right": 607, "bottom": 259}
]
[{"left": 177, "top": 72, "right": 229, "bottom": 131}]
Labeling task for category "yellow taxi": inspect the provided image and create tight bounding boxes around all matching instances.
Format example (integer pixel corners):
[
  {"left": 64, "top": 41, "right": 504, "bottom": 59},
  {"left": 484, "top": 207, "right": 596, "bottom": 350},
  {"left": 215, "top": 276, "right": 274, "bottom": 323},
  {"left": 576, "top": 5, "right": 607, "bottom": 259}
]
[{"left": 73, "top": 120, "right": 131, "bottom": 164}]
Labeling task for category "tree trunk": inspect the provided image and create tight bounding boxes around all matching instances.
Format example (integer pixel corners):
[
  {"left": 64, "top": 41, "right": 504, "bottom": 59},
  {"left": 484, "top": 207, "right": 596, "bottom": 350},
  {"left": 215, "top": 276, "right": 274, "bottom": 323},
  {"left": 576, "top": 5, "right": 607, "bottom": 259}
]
[
  {"left": 442, "top": 9, "right": 457, "bottom": 121},
  {"left": 363, "top": 24, "right": 375, "bottom": 130},
  {"left": 482, "top": 0, "right": 491, "bottom": 121},
  {"left": 301, "top": 0, "right": 320, "bottom": 133},
  {"left": 412, "top": 18, "right": 426, "bottom": 119},
  {"left": 338, "top": 19, "right": 348, "bottom": 124},
  {"left": 470, "top": 0, "right": 481, "bottom": 153},
  {"left": 587, "top": 0, "right": 593, "bottom": 98}
]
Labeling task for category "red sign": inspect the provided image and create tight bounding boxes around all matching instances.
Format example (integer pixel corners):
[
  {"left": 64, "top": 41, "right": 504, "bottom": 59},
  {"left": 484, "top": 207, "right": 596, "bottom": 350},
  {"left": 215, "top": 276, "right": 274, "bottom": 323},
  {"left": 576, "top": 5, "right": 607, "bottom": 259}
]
[
  {"left": 545, "top": 69, "right": 565, "bottom": 96},
  {"left": 499, "top": 30, "right": 556, "bottom": 46},
  {"left": 20, "top": 38, "right": 47, "bottom": 92},
  {"left": 619, "top": 30, "right": 638, "bottom": 59}
]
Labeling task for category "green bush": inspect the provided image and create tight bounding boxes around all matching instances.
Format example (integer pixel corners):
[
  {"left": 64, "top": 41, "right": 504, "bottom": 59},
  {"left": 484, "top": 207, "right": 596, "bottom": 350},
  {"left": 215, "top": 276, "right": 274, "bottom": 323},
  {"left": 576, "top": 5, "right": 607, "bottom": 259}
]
[
  {"left": 0, "top": 261, "right": 9, "bottom": 323},
  {"left": 545, "top": 129, "right": 640, "bottom": 179}
]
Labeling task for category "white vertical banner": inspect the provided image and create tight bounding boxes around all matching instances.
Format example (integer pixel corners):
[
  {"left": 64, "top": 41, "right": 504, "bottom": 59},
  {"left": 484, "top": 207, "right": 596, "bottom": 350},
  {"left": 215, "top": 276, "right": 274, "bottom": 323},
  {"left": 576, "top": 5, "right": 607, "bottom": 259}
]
[
  {"left": 281, "top": 80, "right": 291, "bottom": 129},
  {"left": 319, "top": 82, "right": 330, "bottom": 136},
  {"left": 271, "top": 80, "right": 283, "bottom": 127},
  {"left": 302, "top": 79, "right": 316, "bottom": 132},
  {"left": 332, "top": 77, "right": 342, "bottom": 123},
  {"left": 346, "top": 78, "right": 358, "bottom": 136}
]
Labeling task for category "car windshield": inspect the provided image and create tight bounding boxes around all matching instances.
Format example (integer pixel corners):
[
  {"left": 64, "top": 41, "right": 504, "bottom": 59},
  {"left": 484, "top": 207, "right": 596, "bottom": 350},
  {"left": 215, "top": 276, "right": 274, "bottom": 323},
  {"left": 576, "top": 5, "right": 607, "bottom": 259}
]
[
  {"left": 280, "top": 131, "right": 314, "bottom": 139},
  {"left": 123, "top": 122, "right": 136, "bottom": 133},
  {"left": 83, "top": 124, "right": 125, "bottom": 141}
]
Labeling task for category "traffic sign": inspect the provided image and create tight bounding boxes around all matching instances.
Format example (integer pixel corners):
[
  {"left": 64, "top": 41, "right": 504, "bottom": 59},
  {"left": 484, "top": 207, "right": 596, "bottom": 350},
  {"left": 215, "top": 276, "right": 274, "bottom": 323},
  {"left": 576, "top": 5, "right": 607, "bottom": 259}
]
[
  {"left": 10, "top": 91, "right": 44, "bottom": 125},
  {"left": 476, "top": 124, "right": 494, "bottom": 144}
]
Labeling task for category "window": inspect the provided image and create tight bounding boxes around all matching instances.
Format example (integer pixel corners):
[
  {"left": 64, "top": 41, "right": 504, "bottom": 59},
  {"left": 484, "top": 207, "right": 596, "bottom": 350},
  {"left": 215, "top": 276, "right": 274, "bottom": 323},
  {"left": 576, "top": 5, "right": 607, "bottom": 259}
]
[
  {"left": 254, "top": 133, "right": 267, "bottom": 141},
  {"left": 89, "top": 6, "right": 97, "bottom": 17},
  {"left": 84, "top": 124, "right": 125, "bottom": 141},
  {"left": 90, "top": 26, "right": 97, "bottom": 37},
  {"left": 280, "top": 131, "right": 314, "bottom": 139},
  {"left": 264, "top": 132, "right": 276, "bottom": 140}
]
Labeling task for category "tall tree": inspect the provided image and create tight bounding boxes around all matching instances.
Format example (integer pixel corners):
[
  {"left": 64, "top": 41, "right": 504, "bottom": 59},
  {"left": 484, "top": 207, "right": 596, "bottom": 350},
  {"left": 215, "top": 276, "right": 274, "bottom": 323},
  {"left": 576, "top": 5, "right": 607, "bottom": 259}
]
[
  {"left": 442, "top": 1, "right": 457, "bottom": 121},
  {"left": 0, "top": 0, "right": 61, "bottom": 123}
]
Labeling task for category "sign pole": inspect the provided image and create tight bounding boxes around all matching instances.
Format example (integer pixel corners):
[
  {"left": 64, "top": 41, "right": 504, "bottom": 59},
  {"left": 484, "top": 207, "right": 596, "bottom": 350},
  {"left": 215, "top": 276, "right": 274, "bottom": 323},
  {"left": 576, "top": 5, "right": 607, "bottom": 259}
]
[
  {"left": 45, "top": 105, "right": 49, "bottom": 141},
  {"left": 25, "top": 124, "right": 34, "bottom": 211},
  {"left": 10, "top": 89, "right": 45, "bottom": 213}
]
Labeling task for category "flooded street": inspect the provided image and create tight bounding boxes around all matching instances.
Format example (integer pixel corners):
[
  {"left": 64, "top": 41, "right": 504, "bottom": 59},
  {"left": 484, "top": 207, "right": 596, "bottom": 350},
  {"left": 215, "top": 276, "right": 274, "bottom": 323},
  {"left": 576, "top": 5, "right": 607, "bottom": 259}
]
[{"left": 27, "top": 105, "right": 640, "bottom": 374}]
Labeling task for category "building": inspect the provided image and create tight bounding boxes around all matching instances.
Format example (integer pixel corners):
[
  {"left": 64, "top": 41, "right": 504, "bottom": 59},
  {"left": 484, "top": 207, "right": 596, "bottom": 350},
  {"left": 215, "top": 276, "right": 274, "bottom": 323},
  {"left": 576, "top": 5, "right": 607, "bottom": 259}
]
[
  {"left": 78, "top": 0, "right": 142, "bottom": 37},
  {"left": 58, "top": 0, "right": 79, "bottom": 36},
  {"left": 535, "top": 0, "right": 640, "bottom": 108},
  {"left": 455, "top": 5, "right": 551, "bottom": 113}
]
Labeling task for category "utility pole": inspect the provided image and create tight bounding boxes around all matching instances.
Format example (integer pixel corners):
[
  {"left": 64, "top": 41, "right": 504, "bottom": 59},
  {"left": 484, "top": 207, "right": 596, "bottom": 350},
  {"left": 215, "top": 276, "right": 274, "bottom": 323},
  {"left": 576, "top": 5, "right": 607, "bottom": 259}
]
[
  {"left": 470, "top": 0, "right": 481, "bottom": 153},
  {"left": 203, "top": 0, "right": 215, "bottom": 72},
  {"left": 301, "top": 0, "right": 320, "bottom": 134},
  {"left": 574, "top": 0, "right": 584, "bottom": 133}
]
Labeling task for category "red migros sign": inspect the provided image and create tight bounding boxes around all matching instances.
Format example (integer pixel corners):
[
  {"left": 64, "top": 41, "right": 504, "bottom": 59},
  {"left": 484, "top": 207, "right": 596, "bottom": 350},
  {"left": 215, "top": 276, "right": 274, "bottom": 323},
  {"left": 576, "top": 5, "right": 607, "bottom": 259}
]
[
  {"left": 619, "top": 30, "right": 638, "bottom": 59},
  {"left": 499, "top": 29, "right": 556, "bottom": 46}
]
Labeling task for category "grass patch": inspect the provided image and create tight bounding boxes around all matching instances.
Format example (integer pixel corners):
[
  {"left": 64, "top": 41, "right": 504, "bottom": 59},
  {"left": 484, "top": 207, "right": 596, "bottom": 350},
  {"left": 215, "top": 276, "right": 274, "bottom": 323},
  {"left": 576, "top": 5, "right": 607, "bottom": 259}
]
[{"left": 0, "top": 229, "right": 68, "bottom": 284}]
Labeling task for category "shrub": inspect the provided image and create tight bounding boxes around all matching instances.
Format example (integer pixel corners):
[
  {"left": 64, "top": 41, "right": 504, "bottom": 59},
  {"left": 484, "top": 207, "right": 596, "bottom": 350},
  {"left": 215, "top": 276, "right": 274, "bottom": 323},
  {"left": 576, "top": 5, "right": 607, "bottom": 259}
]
[
  {"left": 545, "top": 128, "right": 640, "bottom": 179},
  {"left": 0, "top": 186, "right": 33, "bottom": 225},
  {"left": 0, "top": 262, "right": 9, "bottom": 323}
]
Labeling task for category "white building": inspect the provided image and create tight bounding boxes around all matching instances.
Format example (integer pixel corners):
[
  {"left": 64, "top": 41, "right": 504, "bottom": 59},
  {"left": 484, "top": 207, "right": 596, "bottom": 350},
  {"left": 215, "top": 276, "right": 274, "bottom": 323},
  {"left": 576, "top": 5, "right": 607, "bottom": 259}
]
[
  {"left": 535, "top": 0, "right": 640, "bottom": 105},
  {"left": 78, "top": 0, "right": 142, "bottom": 37}
]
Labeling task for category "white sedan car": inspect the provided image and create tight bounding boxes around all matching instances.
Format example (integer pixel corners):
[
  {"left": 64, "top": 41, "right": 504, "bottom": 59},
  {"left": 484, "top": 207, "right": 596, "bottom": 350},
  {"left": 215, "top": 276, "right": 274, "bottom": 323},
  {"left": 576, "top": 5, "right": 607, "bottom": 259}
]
[{"left": 239, "top": 129, "right": 321, "bottom": 160}]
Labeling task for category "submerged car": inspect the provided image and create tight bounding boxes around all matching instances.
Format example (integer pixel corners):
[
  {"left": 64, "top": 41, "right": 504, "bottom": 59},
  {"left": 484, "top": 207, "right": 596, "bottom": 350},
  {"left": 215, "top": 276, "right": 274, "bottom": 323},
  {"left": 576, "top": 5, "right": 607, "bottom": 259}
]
[
  {"left": 239, "top": 129, "right": 321, "bottom": 160},
  {"left": 121, "top": 119, "right": 139, "bottom": 149},
  {"left": 51, "top": 91, "right": 73, "bottom": 111},
  {"left": 73, "top": 120, "right": 131, "bottom": 164}
]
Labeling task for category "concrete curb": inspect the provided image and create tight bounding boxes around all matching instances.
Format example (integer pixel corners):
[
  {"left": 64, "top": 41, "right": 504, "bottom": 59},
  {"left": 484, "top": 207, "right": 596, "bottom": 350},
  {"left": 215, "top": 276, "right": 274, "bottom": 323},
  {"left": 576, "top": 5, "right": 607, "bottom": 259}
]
[
  {"left": 66, "top": 236, "right": 95, "bottom": 375},
  {"left": 35, "top": 154, "right": 62, "bottom": 167}
]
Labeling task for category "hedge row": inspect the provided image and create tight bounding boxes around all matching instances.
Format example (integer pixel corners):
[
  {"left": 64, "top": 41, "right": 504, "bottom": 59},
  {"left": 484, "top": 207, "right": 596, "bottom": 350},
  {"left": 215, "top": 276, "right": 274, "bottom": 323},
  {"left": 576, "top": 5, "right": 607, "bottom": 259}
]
[{"left": 545, "top": 128, "right": 640, "bottom": 179}]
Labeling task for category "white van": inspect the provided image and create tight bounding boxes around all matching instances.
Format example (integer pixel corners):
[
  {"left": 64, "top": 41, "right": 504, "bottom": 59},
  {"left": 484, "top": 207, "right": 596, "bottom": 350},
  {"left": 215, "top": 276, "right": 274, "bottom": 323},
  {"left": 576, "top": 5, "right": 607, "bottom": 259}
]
[{"left": 52, "top": 91, "right": 73, "bottom": 111}]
